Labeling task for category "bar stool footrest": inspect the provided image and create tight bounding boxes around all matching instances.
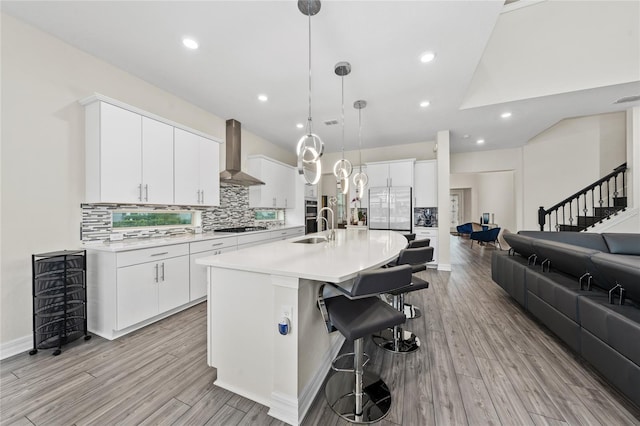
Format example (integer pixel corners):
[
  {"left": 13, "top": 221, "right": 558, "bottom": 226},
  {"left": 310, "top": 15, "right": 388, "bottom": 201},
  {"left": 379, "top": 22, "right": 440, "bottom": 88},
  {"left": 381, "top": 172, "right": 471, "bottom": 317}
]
[
  {"left": 325, "top": 370, "right": 392, "bottom": 424},
  {"left": 372, "top": 328, "right": 420, "bottom": 354},
  {"left": 331, "top": 351, "right": 370, "bottom": 373}
]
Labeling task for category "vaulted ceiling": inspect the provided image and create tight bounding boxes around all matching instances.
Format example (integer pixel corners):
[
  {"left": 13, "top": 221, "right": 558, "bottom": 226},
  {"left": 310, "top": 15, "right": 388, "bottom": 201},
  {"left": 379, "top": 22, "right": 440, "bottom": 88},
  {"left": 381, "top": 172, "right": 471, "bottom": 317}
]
[{"left": 2, "top": 0, "right": 639, "bottom": 153}]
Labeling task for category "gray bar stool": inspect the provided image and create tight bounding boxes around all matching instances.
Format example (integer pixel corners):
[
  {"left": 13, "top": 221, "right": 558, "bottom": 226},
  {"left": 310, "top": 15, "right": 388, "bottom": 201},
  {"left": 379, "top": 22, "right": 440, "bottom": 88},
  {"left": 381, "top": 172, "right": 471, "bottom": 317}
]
[
  {"left": 373, "top": 246, "right": 433, "bottom": 353},
  {"left": 401, "top": 238, "right": 431, "bottom": 318},
  {"left": 317, "top": 265, "right": 411, "bottom": 423}
]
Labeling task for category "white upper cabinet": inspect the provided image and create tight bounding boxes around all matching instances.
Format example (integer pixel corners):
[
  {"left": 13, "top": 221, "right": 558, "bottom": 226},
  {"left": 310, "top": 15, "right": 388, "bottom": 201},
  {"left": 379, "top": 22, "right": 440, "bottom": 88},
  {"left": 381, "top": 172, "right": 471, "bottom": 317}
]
[
  {"left": 86, "top": 102, "right": 143, "bottom": 203},
  {"left": 414, "top": 160, "right": 438, "bottom": 207},
  {"left": 82, "top": 94, "right": 220, "bottom": 206},
  {"left": 248, "top": 155, "right": 296, "bottom": 208},
  {"left": 365, "top": 159, "right": 415, "bottom": 188},
  {"left": 174, "top": 128, "right": 220, "bottom": 206},
  {"left": 142, "top": 117, "right": 174, "bottom": 204}
]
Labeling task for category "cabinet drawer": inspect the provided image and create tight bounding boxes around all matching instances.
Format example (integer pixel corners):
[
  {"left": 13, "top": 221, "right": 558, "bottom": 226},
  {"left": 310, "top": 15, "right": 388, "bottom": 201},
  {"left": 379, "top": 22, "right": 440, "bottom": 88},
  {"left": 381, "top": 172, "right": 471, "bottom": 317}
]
[
  {"left": 415, "top": 229, "right": 437, "bottom": 238},
  {"left": 190, "top": 236, "right": 237, "bottom": 254},
  {"left": 117, "top": 244, "right": 189, "bottom": 268},
  {"left": 272, "top": 227, "right": 304, "bottom": 240},
  {"left": 237, "top": 231, "right": 273, "bottom": 246}
]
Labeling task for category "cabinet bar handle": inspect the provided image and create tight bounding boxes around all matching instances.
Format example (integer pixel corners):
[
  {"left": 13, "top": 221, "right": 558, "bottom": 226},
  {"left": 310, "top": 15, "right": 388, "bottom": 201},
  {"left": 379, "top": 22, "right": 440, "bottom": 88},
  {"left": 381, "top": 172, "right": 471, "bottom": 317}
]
[
  {"left": 161, "top": 262, "right": 165, "bottom": 281},
  {"left": 211, "top": 242, "right": 223, "bottom": 247},
  {"left": 138, "top": 184, "right": 143, "bottom": 201},
  {"left": 201, "top": 190, "right": 204, "bottom": 204},
  {"left": 144, "top": 184, "right": 149, "bottom": 201},
  {"left": 197, "top": 190, "right": 201, "bottom": 204},
  {"left": 150, "top": 252, "right": 169, "bottom": 257},
  {"left": 154, "top": 264, "right": 159, "bottom": 282}
]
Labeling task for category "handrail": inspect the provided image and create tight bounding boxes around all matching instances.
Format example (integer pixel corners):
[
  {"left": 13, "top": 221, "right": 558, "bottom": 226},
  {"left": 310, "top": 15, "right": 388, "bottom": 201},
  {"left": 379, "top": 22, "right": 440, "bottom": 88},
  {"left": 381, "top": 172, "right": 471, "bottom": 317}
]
[
  {"left": 544, "top": 163, "right": 626, "bottom": 213},
  {"left": 538, "top": 163, "right": 627, "bottom": 231}
]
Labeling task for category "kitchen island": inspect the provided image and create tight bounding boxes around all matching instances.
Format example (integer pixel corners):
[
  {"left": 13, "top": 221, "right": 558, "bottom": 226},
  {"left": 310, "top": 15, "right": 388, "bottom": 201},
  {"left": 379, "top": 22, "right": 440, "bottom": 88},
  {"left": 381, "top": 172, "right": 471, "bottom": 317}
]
[{"left": 196, "top": 229, "right": 407, "bottom": 425}]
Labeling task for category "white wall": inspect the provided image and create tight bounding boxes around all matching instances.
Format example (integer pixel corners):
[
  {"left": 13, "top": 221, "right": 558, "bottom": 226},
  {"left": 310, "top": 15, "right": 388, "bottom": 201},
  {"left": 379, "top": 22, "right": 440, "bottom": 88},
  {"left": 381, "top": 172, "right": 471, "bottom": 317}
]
[
  {"left": 319, "top": 141, "right": 436, "bottom": 172},
  {"left": 451, "top": 171, "right": 516, "bottom": 232},
  {"left": 523, "top": 112, "right": 626, "bottom": 230},
  {"left": 0, "top": 14, "right": 293, "bottom": 351}
]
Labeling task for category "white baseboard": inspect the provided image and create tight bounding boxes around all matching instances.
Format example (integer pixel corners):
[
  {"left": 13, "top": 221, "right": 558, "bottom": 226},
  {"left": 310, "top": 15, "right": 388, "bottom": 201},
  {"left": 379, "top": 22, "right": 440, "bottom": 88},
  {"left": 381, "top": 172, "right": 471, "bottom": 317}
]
[
  {"left": 268, "top": 334, "right": 344, "bottom": 425},
  {"left": 438, "top": 263, "right": 452, "bottom": 271},
  {"left": 1, "top": 334, "right": 32, "bottom": 360}
]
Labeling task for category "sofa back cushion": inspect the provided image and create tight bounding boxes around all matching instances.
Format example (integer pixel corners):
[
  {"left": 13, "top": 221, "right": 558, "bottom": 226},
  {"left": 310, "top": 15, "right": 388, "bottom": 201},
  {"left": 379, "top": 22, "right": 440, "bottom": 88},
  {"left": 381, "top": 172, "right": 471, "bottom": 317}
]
[
  {"left": 518, "top": 231, "right": 608, "bottom": 252},
  {"left": 602, "top": 233, "right": 640, "bottom": 255}
]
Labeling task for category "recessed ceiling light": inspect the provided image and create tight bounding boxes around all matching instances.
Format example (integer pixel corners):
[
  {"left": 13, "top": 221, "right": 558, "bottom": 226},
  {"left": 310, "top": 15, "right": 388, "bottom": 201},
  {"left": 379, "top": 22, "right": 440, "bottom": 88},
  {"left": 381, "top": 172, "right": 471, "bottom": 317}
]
[
  {"left": 420, "top": 51, "right": 436, "bottom": 63},
  {"left": 463, "top": 134, "right": 469, "bottom": 139},
  {"left": 182, "top": 38, "right": 199, "bottom": 50},
  {"left": 501, "top": 112, "right": 512, "bottom": 119},
  {"left": 477, "top": 139, "right": 485, "bottom": 144},
  {"left": 296, "top": 123, "right": 304, "bottom": 129},
  {"left": 420, "top": 100, "right": 430, "bottom": 108},
  {"left": 258, "top": 94, "right": 268, "bottom": 102}
]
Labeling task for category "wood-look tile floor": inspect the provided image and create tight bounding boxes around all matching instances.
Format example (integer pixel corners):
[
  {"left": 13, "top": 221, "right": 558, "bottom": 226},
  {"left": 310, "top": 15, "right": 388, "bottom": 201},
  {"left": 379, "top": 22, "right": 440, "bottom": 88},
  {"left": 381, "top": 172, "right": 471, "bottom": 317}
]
[{"left": 2, "top": 236, "right": 639, "bottom": 425}]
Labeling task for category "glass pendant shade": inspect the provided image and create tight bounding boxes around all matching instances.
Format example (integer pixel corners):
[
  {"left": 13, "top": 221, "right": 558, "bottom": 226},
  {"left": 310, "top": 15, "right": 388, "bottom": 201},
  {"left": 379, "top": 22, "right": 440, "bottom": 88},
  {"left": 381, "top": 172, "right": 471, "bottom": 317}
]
[{"left": 353, "top": 99, "right": 368, "bottom": 196}]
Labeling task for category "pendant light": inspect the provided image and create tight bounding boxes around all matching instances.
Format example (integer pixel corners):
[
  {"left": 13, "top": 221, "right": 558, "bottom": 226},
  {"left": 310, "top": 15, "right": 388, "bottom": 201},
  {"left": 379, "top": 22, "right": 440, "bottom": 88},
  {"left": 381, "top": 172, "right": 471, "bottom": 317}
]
[
  {"left": 296, "top": 0, "right": 323, "bottom": 185},
  {"left": 333, "top": 61, "right": 352, "bottom": 195},
  {"left": 353, "top": 100, "right": 369, "bottom": 200}
]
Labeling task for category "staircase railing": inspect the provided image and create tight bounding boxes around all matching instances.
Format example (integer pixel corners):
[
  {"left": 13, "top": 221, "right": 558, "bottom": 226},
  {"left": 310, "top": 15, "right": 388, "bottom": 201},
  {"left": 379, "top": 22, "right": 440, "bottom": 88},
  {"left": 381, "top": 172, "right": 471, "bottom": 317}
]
[{"left": 538, "top": 163, "right": 627, "bottom": 232}]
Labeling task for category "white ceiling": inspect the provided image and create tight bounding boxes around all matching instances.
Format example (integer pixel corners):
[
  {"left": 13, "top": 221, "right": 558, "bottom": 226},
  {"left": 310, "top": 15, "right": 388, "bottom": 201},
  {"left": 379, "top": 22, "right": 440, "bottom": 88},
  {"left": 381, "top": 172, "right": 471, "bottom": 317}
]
[{"left": 3, "top": 0, "right": 640, "bottom": 154}]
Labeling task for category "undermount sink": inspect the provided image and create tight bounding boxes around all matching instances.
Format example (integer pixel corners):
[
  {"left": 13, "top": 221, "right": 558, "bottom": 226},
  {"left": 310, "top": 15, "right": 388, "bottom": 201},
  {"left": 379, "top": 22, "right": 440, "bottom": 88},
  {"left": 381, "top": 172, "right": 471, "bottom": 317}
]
[{"left": 292, "top": 237, "right": 328, "bottom": 244}]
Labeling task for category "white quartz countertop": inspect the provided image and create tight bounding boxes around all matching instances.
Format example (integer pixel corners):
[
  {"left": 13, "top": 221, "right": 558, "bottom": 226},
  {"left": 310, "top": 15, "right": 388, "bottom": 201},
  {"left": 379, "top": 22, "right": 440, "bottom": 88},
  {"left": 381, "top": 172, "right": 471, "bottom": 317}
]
[
  {"left": 195, "top": 229, "right": 408, "bottom": 283},
  {"left": 82, "top": 225, "right": 303, "bottom": 252}
]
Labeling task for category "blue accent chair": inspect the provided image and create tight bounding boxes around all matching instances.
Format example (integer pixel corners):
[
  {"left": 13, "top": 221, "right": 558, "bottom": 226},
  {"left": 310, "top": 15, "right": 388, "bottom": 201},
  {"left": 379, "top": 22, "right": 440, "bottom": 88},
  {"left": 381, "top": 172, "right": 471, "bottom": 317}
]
[
  {"left": 456, "top": 222, "right": 485, "bottom": 237},
  {"left": 470, "top": 227, "right": 501, "bottom": 248}
]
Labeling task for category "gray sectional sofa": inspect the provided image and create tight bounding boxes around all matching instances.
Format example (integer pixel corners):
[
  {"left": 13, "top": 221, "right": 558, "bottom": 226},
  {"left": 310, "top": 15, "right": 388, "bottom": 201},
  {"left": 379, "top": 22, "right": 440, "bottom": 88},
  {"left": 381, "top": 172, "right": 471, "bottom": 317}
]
[{"left": 492, "top": 231, "right": 640, "bottom": 407}]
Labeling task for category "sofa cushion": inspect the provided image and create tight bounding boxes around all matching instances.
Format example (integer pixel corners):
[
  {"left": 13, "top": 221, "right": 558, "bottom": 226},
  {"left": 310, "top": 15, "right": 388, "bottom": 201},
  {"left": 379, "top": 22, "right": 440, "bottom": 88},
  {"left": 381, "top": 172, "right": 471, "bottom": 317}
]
[
  {"left": 602, "top": 233, "right": 640, "bottom": 255},
  {"left": 579, "top": 293, "right": 640, "bottom": 367},
  {"left": 531, "top": 239, "right": 604, "bottom": 287},
  {"left": 525, "top": 268, "right": 588, "bottom": 322},
  {"left": 591, "top": 253, "right": 640, "bottom": 304},
  {"left": 492, "top": 251, "right": 527, "bottom": 307},
  {"left": 527, "top": 292, "right": 581, "bottom": 353},
  {"left": 503, "top": 233, "right": 536, "bottom": 259},
  {"left": 518, "top": 231, "right": 609, "bottom": 252},
  {"left": 581, "top": 329, "right": 640, "bottom": 407}
]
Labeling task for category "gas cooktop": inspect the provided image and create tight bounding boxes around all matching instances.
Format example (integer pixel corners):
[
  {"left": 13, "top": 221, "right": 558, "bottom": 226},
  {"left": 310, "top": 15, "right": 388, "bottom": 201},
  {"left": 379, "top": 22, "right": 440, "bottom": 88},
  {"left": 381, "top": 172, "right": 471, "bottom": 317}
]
[{"left": 214, "top": 226, "right": 268, "bottom": 233}]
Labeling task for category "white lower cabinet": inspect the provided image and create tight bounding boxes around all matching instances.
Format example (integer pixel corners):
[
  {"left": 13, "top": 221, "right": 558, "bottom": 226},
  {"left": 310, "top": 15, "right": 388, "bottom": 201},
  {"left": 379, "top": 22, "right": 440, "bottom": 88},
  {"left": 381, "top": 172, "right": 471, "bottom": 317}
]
[
  {"left": 116, "top": 255, "right": 189, "bottom": 329},
  {"left": 415, "top": 228, "right": 438, "bottom": 267},
  {"left": 189, "top": 237, "right": 238, "bottom": 301}
]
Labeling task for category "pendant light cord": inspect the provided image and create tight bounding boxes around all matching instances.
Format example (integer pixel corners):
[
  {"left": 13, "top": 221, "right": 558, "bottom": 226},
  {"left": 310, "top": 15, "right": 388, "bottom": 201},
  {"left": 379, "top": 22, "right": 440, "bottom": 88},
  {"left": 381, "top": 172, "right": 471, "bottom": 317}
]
[
  {"left": 358, "top": 107, "right": 362, "bottom": 172},
  {"left": 306, "top": 0, "right": 313, "bottom": 134},
  {"left": 341, "top": 75, "right": 345, "bottom": 160}
]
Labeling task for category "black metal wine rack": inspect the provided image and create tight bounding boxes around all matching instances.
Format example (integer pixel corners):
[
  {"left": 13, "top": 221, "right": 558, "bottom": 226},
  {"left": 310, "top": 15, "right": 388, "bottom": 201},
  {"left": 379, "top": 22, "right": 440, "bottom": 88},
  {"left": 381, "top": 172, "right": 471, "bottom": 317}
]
[{"left": 30, "top": 250, "right": 91, "bottom": 356}]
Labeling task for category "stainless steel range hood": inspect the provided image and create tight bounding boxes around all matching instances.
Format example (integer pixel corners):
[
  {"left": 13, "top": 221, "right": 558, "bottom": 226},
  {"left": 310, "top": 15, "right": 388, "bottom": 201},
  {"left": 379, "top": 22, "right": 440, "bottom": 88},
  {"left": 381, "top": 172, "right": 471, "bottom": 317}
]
[{"left": 219, "top": 119, "right": 265, "bottom": 186}]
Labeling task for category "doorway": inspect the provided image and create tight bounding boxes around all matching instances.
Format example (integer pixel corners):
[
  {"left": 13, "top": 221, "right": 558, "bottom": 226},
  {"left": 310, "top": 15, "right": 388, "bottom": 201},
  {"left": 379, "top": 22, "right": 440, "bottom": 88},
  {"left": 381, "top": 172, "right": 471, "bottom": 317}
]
[{"left": 449, "top": 189, "right": 465, "bottom": 232}]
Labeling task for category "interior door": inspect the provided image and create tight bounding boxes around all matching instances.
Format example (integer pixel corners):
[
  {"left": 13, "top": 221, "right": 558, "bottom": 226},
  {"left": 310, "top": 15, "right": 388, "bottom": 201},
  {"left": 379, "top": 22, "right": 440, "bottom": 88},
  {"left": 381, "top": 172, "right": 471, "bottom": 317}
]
[{"left": 450, "top": 193, "right": 461, "bottom": 231}]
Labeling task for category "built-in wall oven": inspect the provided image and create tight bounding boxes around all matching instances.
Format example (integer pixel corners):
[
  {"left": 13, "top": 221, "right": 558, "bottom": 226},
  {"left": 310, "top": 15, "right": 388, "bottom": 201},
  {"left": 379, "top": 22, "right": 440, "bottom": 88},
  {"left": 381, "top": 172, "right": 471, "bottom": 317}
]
[{"left": 305, "top": 199, "right": 318, "bottom": 234}]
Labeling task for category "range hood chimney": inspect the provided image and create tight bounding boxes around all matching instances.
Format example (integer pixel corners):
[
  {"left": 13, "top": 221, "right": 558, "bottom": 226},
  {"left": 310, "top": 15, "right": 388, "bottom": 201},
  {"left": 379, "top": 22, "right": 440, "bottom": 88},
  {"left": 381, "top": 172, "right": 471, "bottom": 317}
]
[{"left": 219, "top": 119, "right": 265, "bottom": 186}]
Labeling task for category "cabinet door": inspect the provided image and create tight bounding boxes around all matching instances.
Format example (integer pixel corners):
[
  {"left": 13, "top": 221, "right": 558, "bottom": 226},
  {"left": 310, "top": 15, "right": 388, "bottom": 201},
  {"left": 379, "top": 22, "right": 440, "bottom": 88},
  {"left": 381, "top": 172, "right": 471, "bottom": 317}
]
[
  {"left": 174, "top": 128, "right": 201, "bottom": 205},
  {"left": 414, "top": 161, "right": 438, "bottom": 207},
  {"left": 199, "top": 139, "right": 220, "bottom": 206},
  {"left": 389, "top": 161, "right": 414, "bottom": 187},
  {"left": 100, "top": 103, "right": 142, "bottom": 203},
  {"left": 116, "top": 262, "right": 158, "bottom": 330},
  {"left": 366, "top": 163, "right": 390, "bottom": 188},
  {"left": 248, "top": 158, "right": 277, "bottom": 207},
  {"left": 189, "top": 247, "right": 236, "bottom": 301},
  {"left": 142, "top": 117, "right": 174, "bottom": 204},
  {"left": 281, "top": 165, "right": 296, "bottom": 208},
  {"left": 158, "top": 256, "right": 190, "bottom": 313}
]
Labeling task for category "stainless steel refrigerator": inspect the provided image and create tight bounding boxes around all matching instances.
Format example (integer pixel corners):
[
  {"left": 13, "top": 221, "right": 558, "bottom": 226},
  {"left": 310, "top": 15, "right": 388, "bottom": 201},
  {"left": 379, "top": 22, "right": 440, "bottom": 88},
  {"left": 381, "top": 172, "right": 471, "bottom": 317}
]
[{"left": 368, "top": 186, "right": 412, "bottom": 232}]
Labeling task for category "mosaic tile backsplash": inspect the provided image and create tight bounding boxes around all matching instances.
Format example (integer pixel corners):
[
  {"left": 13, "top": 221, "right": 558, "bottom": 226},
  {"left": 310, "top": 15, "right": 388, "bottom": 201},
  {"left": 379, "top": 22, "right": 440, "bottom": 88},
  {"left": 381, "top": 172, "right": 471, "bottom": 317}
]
[{"left": 81, "top": 185, "right": 286, "bottom": 242}]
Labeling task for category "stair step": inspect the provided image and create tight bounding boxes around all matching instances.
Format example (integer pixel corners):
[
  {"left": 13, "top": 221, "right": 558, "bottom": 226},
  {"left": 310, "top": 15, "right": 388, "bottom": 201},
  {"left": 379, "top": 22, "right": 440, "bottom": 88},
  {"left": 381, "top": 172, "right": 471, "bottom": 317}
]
[
  {"left": 578, "top": 216, "right": 601, "bottom": 227},
  {"left": 613, "top": 196, "right": 627, "bottom": 208},
  {"left": 593, "top": 206, "right": 625, "bottom": 217},
  {"left": 558, "top": 225, "right": 583, "bottom": 232}
]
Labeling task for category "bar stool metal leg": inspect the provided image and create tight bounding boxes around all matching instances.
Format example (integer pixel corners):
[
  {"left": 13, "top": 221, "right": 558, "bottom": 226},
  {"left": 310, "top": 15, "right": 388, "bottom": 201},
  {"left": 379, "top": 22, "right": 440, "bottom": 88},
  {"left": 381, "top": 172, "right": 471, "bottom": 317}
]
[
  {"left": 372, "top": 294, "right": 420, "bottom": 353},
  {"left": 325, "top": 338, "right": 393, "bottom": 423}
]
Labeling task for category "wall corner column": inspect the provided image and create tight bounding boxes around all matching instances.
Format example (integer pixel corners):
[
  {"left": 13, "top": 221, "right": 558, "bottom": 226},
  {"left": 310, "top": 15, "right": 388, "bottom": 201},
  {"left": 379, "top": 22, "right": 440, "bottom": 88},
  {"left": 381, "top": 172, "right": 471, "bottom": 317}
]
[{"left": 436, "top": 131, "right": 451, "bottom": 271}]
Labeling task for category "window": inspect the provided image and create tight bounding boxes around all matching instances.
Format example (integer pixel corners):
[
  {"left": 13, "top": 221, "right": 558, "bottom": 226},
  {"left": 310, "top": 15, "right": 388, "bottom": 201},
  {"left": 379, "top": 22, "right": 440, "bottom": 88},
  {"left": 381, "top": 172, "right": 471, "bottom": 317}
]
[
  {"left": 112, "top": 211, "right": 196, "bottom": 229},
  {"left": 255, "top": 210, "right": 283, "bottom": 221}
]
